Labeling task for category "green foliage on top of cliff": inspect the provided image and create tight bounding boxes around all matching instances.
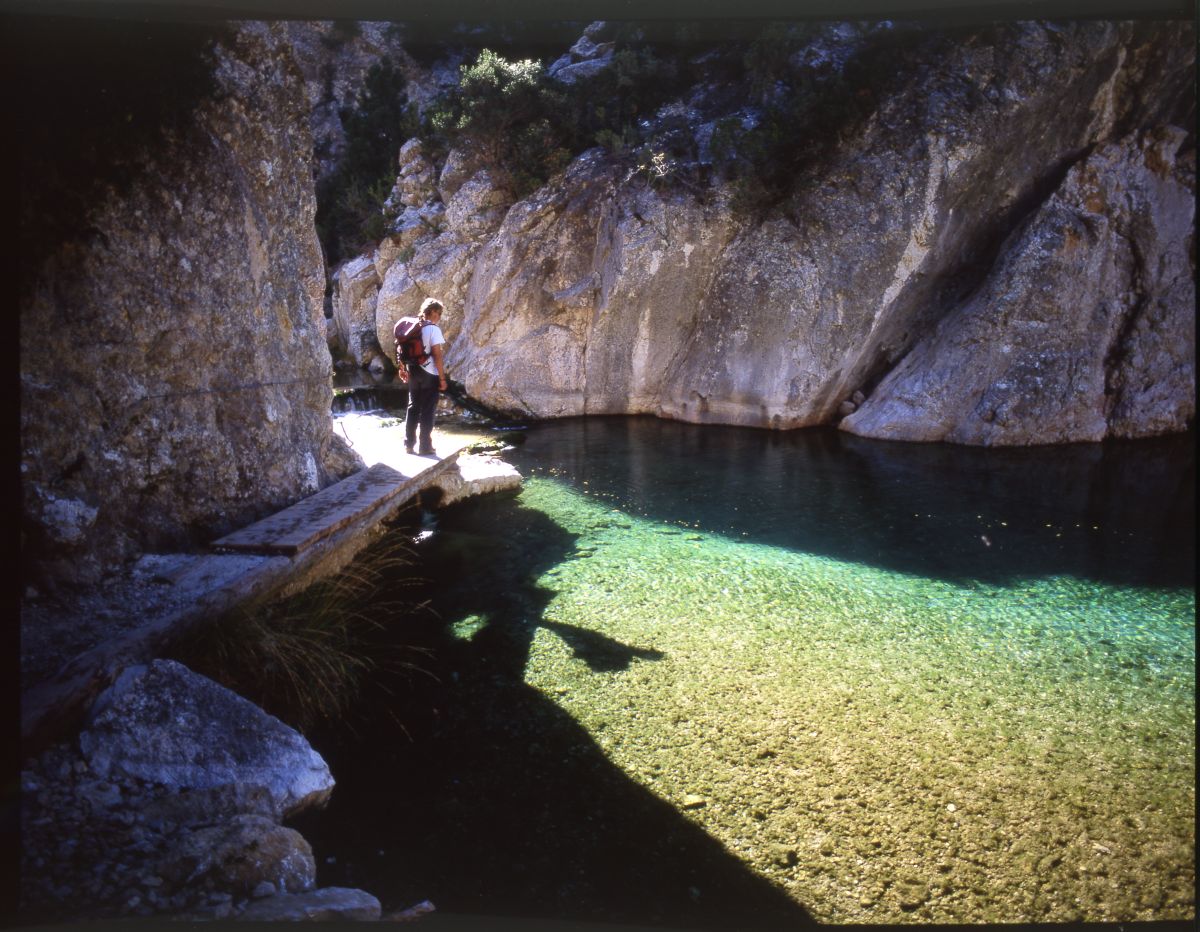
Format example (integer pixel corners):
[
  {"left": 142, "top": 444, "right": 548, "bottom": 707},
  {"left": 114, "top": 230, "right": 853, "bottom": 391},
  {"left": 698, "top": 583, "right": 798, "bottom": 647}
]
[
  {"left": 412, "top": 21, "right": 964, "bottom": 212},
  {"left": 422, "top": 27, "right": 697, "bottom": 198},
  {"left": 326, "top": 19, "right": 896, "bottom": 225},
  {"left": 701, "top": 22, "right": 940, "bottom": 213},
  {"left": 316, "top": 57, "right": 419, "bottom": 266},
  {"left": 426, "top": 50, "right": 572, "bottom": 197},
  {"left": 414, "top": 20, "right": 917, "bottom": 209},
  {"left": 12, "top": 15, "right": 231, "bottom": 286}
]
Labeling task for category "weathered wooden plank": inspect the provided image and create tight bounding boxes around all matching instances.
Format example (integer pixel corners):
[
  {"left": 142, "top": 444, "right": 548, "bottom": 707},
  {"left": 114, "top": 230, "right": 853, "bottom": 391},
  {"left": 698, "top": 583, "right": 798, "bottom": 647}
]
[
  {"left": 212, "top": 462, "right": 414, "bottom": 555},
  {"left": 20, "top": 553, "right": 294, "bottom": 757}
]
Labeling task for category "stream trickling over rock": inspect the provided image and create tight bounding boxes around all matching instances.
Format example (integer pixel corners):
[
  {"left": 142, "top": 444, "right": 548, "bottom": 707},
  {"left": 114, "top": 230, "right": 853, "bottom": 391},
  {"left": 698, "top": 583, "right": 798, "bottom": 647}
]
[{"left": 296, "top": 417, "right": 1194, "bottom": 926}]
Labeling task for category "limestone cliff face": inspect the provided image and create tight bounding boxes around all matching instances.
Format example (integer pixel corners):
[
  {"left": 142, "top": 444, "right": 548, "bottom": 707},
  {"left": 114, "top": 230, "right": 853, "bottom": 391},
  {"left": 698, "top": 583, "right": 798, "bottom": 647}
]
[
  {"left": 841, "top": 126, "right": 1195, "bottom": 444},
  {"left": 20, "top": 22, "right": 362, "bottom": 590},
  {"left": 351, "top": 20, "right": 1193, "bottom": 443}
]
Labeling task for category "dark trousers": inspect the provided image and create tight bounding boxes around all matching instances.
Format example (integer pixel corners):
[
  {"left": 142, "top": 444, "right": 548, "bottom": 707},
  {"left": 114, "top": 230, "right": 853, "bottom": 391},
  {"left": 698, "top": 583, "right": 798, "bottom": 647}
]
[{"left": 405, "top": 365, "right": 440, "bottom": 450}]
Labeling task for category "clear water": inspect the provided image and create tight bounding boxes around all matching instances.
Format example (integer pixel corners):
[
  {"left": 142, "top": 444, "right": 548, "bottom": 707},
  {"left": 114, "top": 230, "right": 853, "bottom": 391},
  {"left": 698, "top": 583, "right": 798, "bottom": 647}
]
[{"left": 299, "top": 417, "right": 1195, "bottom": 927}]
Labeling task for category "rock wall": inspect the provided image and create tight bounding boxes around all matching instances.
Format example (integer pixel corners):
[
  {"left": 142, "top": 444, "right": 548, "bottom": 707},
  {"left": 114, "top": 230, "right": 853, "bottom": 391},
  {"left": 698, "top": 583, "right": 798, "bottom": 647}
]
[
  {"left": 346, "top": 19, "right": 1193, "bottom": 445},
  {"left": 20, "top": 22, "right": 363, "bottom": 590},
  {"left": 841, "top": 126, "right": 1195, "bottom": 444},
  {"left": 276, "top": 21, "right": 411, "bottom": 182}
]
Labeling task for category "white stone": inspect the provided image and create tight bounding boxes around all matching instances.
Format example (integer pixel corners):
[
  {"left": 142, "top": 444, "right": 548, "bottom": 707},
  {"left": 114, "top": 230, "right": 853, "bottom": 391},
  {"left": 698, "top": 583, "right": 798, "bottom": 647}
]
[{"left": 79, "top": 660, "right": 334, "bottom": 818}]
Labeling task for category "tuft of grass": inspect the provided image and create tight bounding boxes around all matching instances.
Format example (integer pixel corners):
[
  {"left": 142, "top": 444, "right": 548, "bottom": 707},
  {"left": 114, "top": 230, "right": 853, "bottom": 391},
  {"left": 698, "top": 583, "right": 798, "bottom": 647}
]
[{"left": 168, "top": 534, "right": 435, "bottom": 734}]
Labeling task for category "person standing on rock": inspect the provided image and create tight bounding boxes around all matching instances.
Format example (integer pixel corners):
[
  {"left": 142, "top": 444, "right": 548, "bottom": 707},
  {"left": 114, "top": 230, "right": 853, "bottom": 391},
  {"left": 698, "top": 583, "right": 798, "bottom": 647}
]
[{"left": 396, "top": 297, "right": 448, "bottom": 456}]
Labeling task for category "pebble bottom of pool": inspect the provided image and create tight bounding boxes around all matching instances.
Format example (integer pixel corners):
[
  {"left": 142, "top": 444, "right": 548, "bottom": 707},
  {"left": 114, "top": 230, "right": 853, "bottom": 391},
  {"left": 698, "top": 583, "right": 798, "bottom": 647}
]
[{"left": 303, "top": 416, "right": 1195, "bottom": 927}]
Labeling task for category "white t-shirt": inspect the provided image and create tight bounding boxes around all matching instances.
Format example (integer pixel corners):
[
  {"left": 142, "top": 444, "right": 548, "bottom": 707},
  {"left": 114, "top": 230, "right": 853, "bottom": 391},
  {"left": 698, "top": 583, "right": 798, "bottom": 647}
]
[{"left": 419, "top": 322, "right": 446, "bottom": 376}]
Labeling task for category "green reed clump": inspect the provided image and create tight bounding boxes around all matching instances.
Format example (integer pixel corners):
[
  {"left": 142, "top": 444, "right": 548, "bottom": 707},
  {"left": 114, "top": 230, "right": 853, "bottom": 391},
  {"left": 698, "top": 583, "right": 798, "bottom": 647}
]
[{"left": 168, "top": 534, "right": 434, "bottom": 733}]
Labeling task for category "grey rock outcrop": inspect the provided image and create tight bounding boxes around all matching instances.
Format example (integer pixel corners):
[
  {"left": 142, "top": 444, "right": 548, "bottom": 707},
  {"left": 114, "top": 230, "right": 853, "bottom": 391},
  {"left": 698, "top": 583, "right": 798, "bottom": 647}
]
[
  {"left": 391, "top": 19, "right": 1194, "bottom": 445},
  {"left": 445, "top": 168, "right": 513, "bottom": 238},
  {"left": 20, "top": 22, "right": 363, "bottom": 589},
  {"left": 388, "top": 137, "right": 441, "bottom": 210},
  {"left": 438, "top": 147, "right": 483, "bottom": 202},
  {"left": 841, "top": 125, "right": 1195, "bottom": 444},
  {"left": 79, "top": 659, "right": 334, "bottom": 819},
  {"left": 331, "top": 255, "right": 383, "bottom": 369},
  {"left": 374, "top": 229, "right": 480, "bottom": 355},
  {"left": 548, "top": 21, "right": 616, "bottom": 84},
  {"left": 453, "top": 150, "right": 743, "bottom": 418}
]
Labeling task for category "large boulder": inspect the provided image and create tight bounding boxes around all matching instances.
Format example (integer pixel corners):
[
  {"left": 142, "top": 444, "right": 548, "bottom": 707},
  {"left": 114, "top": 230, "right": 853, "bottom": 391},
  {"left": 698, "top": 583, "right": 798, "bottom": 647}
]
[
  {"left": 841, "top": 125, "right": 1195, "bottom": 444},
  {"left": 79, "top": 659, "right": 334, "bottom": 819},
  {"left": 19, "top": 22, "right": 364, "bottom": 589},
  {"left": 21, "top": 718, "right": 372, "bottom": 922}
]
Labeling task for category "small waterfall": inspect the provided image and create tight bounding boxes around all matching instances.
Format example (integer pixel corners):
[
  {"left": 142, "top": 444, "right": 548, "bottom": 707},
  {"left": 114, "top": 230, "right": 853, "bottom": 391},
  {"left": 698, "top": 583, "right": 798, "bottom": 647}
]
[{"left": 332, "top": 385, "right": 409, "bottom": 415}]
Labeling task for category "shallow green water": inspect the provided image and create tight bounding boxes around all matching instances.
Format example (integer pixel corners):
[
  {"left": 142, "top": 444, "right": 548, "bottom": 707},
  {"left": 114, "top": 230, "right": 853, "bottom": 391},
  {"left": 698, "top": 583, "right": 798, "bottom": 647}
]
[{"left": 304, "top": 418, "right": 1195, "bottom": 925}]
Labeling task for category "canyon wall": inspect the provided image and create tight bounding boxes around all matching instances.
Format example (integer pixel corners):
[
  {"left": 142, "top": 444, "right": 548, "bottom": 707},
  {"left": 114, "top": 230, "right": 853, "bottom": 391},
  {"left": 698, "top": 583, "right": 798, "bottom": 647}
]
[
  {"left": 343, "top": 20, "right": 1193, "bottom": 444},
  {"left": 20, "top": 22, "right": 362, "bottom": 590}
]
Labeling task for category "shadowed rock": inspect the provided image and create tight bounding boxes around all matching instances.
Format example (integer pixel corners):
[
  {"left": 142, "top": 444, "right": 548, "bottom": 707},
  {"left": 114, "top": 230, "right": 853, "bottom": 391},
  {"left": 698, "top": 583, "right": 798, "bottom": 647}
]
[{"left": 79, "top": 659, "right": 334, "bottom": 819}]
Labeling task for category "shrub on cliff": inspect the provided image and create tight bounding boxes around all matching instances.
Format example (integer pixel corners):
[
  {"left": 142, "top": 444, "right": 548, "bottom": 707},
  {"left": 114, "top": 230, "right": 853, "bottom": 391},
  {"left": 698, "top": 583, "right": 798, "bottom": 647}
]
[
  {"left": 426, "top": 50, "right": 573, "bottom": 197},
  {"left": 423, "top": 38, "right": 695, "bottom": 198},
  {"left": 571, "top": 45, "right": 686, "bottom": 154},
  {"left": 316, "top": 57, "right": 418, "bottom": 266}
]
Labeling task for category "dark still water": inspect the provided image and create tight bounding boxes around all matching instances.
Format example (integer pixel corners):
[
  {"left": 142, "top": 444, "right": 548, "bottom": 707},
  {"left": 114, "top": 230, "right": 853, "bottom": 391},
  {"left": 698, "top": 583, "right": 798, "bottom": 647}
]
[{"left": 295, "top": 418, "right": 1195, "bottom": 927}]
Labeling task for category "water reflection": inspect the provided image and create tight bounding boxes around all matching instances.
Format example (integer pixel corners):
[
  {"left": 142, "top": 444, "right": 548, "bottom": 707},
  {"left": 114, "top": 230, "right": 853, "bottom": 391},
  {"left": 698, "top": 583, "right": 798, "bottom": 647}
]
[{"left": 505, "top": 418, "right": 1194, "bottom": 589}]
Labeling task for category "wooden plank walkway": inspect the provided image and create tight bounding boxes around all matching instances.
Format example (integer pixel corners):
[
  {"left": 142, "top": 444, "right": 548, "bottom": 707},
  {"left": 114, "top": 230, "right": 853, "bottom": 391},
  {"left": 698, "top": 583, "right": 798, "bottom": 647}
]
[
  {"left": 21, "top": 425, "right": 506, "bottom": 754},
  {"left": 25, "top": 448, "right": 442, "bottom": 750},
  {"left": 212, "top": 463, "right": 417, "bottom": 556}
]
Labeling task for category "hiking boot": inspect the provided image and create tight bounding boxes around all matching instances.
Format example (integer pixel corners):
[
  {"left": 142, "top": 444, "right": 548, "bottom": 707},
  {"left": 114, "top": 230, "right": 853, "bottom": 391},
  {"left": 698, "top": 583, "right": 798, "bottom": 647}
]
[
  {"left": 404, "top": 441, "right": 415, "bottom": 454},
  {"left": 417, "top": 446, "right": 437, "bottom": 457}
]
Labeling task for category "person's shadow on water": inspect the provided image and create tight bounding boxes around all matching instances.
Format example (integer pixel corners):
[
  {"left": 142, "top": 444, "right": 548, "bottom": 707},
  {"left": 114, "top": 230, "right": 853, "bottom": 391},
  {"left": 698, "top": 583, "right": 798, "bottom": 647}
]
[
  {"left": 296, "top": 495, "right": 814, "bottom": 930},
  {"left": 539, "top": 619, "right": 666, "bottom": 672}
]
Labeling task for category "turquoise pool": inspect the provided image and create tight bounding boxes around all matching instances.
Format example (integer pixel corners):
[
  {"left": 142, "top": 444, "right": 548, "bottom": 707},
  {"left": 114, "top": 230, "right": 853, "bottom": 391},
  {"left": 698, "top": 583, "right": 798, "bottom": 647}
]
[{"left": 301, "top": 418, "right": 1195, "bottom": 925}]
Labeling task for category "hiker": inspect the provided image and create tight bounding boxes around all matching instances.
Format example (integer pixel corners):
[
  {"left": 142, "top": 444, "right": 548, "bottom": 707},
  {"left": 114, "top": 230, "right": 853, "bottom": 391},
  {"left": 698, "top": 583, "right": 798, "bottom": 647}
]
[{"left": 395, "top": 297, "right": 449, "bottom": 456}]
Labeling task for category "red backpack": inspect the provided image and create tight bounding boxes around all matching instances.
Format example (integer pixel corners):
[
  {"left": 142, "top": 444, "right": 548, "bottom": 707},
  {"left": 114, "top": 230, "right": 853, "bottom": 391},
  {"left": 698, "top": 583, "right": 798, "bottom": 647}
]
[{"left": 393, "top": 316, "right": 430, "bottom": 367}]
